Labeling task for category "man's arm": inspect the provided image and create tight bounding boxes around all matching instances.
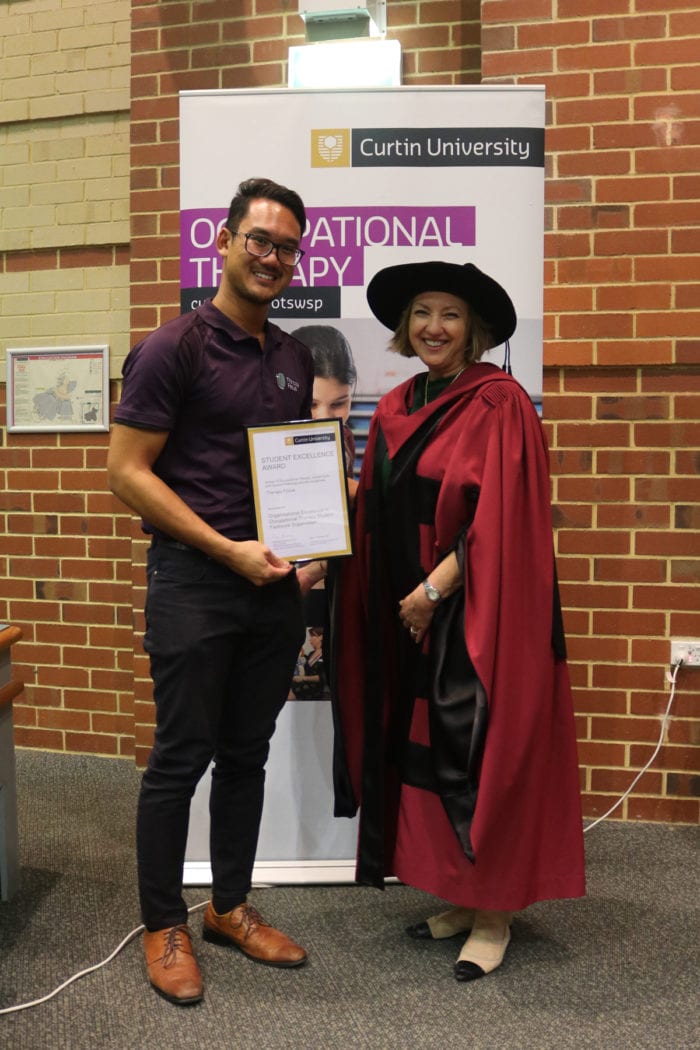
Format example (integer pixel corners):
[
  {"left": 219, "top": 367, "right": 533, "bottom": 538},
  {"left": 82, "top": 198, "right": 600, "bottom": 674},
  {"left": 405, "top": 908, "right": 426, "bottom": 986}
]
[{"left": 107, "top": 422, "right": 294, "bottom": 586}]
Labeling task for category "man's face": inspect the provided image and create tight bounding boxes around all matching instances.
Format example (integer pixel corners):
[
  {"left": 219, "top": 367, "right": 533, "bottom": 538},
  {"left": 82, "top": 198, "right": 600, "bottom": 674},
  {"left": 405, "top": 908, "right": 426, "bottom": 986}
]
[{"left": 217, "top": 198, "right": 302, "bottom": 306}]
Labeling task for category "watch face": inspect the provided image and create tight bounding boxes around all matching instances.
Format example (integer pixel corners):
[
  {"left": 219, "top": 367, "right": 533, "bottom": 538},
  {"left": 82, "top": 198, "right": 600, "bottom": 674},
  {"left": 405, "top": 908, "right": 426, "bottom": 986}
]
[{"left": 423, "top": 580, "right": 441, "bottom": 602}]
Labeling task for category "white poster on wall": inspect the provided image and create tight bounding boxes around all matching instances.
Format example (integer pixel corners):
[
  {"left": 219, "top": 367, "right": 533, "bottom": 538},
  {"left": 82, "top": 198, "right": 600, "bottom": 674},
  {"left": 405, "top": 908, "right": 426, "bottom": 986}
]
[{"left": 179, "top": 86, "right": 545, "bottom": 885}]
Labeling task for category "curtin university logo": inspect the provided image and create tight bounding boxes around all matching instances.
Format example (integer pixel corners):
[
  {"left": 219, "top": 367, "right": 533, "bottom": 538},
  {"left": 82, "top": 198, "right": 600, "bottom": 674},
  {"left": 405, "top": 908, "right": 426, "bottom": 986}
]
[
  {"left": 312, "top": 129, "right": 350, "bottom": 167},
  {"left": 310, "top": 126, "right": 544, "bottom": 169}
]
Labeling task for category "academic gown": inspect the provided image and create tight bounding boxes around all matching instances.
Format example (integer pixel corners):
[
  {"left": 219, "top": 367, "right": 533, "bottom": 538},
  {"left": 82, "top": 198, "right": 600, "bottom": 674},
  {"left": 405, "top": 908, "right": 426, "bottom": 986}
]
[{"left": 330, "top": 362, "right": 586, "bottom": 911}]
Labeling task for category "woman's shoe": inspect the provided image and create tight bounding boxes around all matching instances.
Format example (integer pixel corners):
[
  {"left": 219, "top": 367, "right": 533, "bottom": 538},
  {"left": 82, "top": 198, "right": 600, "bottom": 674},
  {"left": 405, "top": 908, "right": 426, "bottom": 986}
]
[
  {"left": 453, "top": 910, "right": 512, "bottom": 982},
  {"left": 406, "top": 906, "right": 475, "bottom": 940}
]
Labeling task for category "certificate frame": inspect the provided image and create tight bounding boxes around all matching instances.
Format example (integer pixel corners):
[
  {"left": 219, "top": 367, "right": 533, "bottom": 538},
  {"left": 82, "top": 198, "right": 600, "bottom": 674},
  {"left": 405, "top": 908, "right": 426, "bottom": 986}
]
[
  {"left": 5, "top": 345, "right": 110, "bottom": 434},
  {"left": 247, "top": 417, "right": 353, "bottom": 562}
]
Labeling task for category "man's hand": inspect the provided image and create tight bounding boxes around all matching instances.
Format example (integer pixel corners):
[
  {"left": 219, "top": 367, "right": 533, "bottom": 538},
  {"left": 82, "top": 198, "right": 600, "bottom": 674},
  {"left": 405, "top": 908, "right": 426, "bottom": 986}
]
[
  {"left": 224, "top": 540, "right": 294, "bottom": 586},
  {"left": 296, "top": 560, "right": 327, "bottom": 595}
]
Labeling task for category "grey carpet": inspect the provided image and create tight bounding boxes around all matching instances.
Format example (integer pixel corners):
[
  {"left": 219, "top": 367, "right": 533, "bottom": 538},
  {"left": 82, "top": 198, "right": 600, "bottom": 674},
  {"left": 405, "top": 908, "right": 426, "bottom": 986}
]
[{"left": 0, "top": 750, "right": 698, "bottom": 1049}]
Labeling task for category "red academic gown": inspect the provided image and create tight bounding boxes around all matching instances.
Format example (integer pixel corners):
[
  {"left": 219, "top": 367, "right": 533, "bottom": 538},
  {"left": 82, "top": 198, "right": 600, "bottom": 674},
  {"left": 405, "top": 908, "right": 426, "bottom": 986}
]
[{"left": 331, "top": 363, "right": 585, "bottom": 911}]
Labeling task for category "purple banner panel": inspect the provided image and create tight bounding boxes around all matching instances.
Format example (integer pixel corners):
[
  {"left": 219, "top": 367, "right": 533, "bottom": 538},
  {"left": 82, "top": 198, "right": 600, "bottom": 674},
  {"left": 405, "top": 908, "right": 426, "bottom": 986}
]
[{"left": 180, "top": 205, "right": 475, "bottom": 290}]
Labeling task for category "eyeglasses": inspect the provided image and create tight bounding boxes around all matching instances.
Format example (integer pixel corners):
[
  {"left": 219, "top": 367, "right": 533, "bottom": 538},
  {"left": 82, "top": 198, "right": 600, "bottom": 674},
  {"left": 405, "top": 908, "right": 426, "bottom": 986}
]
[{"left": 230, "top": 229, "right": 305, "bottom": 267}]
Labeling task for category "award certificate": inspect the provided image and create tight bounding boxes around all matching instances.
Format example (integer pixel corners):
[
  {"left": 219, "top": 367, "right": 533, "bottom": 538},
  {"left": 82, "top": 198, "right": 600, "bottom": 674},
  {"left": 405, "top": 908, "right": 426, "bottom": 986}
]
[{"left": 247, "top": 419, "right": 352, "bottom": 562}]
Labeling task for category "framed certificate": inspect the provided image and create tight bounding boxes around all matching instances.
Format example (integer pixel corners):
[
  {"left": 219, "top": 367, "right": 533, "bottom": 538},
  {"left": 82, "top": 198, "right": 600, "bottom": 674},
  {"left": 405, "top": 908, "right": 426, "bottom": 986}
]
[
  {"left": 5, "top": 345, "right": 110, "bottom": 433},
  {"left": 247, "top": 418, "right": 353, "bottom": 562}
]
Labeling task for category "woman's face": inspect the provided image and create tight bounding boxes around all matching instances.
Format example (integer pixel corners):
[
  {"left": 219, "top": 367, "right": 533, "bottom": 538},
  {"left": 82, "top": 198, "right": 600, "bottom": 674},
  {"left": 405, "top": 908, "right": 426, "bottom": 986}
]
[
  {"left": 311, "top": 376, "right": 353, "bottom": 422},
  {"left": 408, "top": 291, "right": 469, "bottom": 378}
]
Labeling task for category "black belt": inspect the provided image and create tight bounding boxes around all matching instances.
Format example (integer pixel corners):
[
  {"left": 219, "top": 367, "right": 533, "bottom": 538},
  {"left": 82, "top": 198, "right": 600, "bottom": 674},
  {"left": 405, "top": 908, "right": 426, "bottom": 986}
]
[{"left": 152, "top": 536, "right": 198, "bottom": 552}]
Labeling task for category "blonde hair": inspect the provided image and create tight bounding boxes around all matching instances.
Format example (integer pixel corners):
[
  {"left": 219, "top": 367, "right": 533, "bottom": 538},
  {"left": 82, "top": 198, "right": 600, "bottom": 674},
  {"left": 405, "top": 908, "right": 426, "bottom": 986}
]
[{"left": 389, "top": 297, "right": 495, "bottom": 365}]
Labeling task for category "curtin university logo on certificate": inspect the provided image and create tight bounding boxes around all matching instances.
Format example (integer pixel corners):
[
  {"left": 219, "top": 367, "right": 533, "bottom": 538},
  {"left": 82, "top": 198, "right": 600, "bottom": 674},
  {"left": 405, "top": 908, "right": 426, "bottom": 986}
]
[
  {"left": 311, "top": 129, "right": 351, "bottom": 167},
  {"left": 247, "top": 418, "right": 352, "bottom": 563}
]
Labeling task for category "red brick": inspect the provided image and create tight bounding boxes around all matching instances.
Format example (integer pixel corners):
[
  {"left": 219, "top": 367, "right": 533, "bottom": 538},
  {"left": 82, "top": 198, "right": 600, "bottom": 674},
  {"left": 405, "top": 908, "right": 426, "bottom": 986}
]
[
  {"left": 591, "top": 768, "right": 663, "bottom": 794},
  {"left": 65, "top": 732, "right": 119, "bottom": 757},
  {"left": 558, "top": 531, "right": 631, "bottom": 555},
  {"left": 594, "top": 14, "right": 667, "bottom": 41},
  {"left": 92, "top": 713, "right": 134, "bottom": 736},
  {"left": 577, "top": 740, "right": 627, "bottom": 766},
  {"left": 592, "top": 662, "right": 665, "bottom": 691},
  {"left": 39, "top": 709, "right": 91, "bottom": 732},
  {"left": 627, "top": 796, "right": 699, "bottom": 823},
  {"left": 592, "top": 714, "right": 667, "bottom": 743},
  {"left": 594, "top": 558, "right": 666, "bottom": 584},
  {"left": 580, "top": 795, "right": 626, "bottom": 819},
  {"left": 573, "top": 688, "right": 628, "bottom": 715},
  {"left": 596, "top": 65, "right": 671, "bottom": 93},
  {"left": 558, "top": 42, "right": 632, "bottom": 72},
  {"left": 14, "top": 727, "right": 64, "bottom": 749}
]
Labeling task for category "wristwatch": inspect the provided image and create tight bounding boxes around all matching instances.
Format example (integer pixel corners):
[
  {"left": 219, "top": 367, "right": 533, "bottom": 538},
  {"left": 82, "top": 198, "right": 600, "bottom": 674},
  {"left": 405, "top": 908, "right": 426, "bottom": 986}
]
[{"left": 422, "top": 578, "right": 442, "bottom": 603}]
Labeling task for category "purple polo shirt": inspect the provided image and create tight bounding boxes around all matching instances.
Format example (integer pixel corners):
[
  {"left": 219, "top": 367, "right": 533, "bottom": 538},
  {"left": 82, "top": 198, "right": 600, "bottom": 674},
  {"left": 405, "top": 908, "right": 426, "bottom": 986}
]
[{"left": 114, "top": 300, "right": 314, "bottom": 541}]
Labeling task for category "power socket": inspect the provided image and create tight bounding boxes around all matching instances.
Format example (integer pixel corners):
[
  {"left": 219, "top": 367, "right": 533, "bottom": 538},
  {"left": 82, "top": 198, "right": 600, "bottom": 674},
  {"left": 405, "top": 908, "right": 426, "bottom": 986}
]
[{"left": 670, "top": 639, "right": 700, "bottom": 668}]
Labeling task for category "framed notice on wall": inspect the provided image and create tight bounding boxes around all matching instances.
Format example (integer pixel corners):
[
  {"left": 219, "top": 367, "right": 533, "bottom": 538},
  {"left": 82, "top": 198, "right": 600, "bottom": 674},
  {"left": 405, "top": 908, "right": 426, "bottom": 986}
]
[{"left": 6, "top": 345, "right": 110, "bottom": 433}]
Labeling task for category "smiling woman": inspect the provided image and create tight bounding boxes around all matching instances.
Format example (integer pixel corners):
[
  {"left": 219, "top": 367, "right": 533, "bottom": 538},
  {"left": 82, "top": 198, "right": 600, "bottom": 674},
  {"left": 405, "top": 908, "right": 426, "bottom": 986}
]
[
  {"left": 330, "top": 258, "right": 585, "bottom": 985},
  {"left": 407, "top": 292, "right": 469, "bottom": 379}
]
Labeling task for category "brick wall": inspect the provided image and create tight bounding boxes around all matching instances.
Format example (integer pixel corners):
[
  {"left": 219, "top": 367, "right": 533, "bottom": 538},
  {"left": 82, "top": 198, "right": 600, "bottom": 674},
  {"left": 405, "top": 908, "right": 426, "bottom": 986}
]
[
  {"left": 482, "top": 0, "right": 700, "bottom": 822},
  {"left": 1, "top": 1, "right": 698, "bottom": 821},
  {"left": 0, "top": 0, "right": 133, "bottom": 754}
]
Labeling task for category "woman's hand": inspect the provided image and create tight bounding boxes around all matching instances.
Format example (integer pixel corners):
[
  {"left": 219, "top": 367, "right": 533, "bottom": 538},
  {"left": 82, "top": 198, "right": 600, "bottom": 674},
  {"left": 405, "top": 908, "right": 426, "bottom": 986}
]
[
  {"left": 398, "top": 585, "right": 436, "bottom": 645},
  {"left": 398, "top": 552, "right": 463, "bottom": 644}
]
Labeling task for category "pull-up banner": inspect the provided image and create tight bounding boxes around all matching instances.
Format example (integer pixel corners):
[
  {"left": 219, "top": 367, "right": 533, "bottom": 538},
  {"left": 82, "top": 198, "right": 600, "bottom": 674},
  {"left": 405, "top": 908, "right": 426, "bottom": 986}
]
[
  {"left": 179, "top": 87, "right": 545, "bottom": 885},
  {"left": 179, "top": 86, "right": 545, "bottom": 399}
]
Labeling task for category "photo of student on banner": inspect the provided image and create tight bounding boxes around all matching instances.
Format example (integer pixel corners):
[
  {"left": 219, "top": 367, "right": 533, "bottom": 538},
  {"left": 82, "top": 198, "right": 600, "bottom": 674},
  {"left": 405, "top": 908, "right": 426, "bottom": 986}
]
[
  {"left": 291, "top": 323, "right": 358, "bottom": 483},
  {"left": 289, "top": 325, "right": 359, "bottom": 701},
  {"left": 289, "top": 588, "right": 330, "bottom": 701}
]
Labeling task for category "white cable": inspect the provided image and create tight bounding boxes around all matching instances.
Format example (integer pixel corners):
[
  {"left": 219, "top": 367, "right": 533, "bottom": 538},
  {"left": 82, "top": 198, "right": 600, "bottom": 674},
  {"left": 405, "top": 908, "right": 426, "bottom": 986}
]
[
  {"left": 583, "top": 659, "right": 682, "bottom": 834},
  {"left": 0, "top": 899, "right": 209, "bottom": 1015},
  {"left": 0, "top": 663, "right": 683, "bottom": 1013}
]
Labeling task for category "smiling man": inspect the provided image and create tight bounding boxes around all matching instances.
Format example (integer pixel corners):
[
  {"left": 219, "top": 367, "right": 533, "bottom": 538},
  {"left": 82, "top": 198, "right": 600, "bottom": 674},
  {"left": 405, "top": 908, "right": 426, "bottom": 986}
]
[{"left": 108, "top": 178, "right": 314, "bottom": 1005}]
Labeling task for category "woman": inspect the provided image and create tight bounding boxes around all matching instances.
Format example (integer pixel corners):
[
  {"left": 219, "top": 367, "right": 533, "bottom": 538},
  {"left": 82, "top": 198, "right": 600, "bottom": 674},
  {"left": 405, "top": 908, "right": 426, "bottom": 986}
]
[{"left": 330, "top": 261, "right": 585, "bottom": 982}]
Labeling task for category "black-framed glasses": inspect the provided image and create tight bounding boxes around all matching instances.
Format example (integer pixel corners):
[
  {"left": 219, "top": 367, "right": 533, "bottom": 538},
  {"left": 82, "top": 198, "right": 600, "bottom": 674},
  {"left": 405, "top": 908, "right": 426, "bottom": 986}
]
[{"left": 230, "top": 229, "right": 305, "bottom": 267}]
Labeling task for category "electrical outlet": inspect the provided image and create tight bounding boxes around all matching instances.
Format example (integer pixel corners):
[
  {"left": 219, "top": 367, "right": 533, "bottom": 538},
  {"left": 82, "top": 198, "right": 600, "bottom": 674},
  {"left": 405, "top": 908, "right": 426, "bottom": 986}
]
[{"left": 670, "top": 639, "right": 700, "bottom": 668}]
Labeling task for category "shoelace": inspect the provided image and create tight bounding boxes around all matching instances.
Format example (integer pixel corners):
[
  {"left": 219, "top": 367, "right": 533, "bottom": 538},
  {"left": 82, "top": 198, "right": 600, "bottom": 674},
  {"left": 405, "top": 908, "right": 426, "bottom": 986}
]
[
  {"left": 161, "top": 924, "right": 192, "bottom": 968},
  {"left": 232, "top": 904, "right": 270, "bottom": 938}
]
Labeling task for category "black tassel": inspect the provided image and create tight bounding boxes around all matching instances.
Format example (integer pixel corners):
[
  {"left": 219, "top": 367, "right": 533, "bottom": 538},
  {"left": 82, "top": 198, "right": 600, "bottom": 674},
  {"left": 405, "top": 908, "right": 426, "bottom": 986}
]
[{"left": 502, "top": 339, "right": 512, "bottom": 375}]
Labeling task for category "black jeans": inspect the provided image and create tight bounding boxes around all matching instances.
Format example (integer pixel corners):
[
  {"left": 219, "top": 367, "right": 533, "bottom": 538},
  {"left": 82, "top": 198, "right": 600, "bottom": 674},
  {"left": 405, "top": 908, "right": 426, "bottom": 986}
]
[{"left": 137, "top": 542, "right": 304, "bottom": 931}]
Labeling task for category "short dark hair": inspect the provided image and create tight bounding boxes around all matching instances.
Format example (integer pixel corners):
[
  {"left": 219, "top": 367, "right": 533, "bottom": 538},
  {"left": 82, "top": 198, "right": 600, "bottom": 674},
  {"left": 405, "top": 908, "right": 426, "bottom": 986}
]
[
  {"left": 291, "top": 325, "right": 357, "bottom": 387},
  {"left": 226, "top": 177, "right": 306, "bottom": 237}
]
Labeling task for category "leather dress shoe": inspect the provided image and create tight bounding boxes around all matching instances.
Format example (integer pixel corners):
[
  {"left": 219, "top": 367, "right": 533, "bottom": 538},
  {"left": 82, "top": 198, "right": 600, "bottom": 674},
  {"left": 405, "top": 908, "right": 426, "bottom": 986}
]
[
  {"left": 143, "top": 924, "right": 203, "bottom": 1005},
  {"left": 203, "top": 901, "right": 307, "bottom": 968}
]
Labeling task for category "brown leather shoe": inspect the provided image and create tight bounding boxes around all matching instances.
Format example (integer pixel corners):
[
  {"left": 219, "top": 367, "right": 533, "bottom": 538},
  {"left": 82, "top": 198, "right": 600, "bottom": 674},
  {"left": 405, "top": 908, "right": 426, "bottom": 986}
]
[
  {"left": 143, "top": 924, "right": 203, "bottom": 1005},
  {"left": 203, "top": 901, "right": 307, "bottom": 968}
]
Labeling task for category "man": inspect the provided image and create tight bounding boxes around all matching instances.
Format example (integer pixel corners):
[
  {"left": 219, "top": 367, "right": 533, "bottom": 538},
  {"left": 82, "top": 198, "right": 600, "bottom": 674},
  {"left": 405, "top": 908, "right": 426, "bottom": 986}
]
[{"left": 108, "top": 178, "right": 314, "bottom": 1005}]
